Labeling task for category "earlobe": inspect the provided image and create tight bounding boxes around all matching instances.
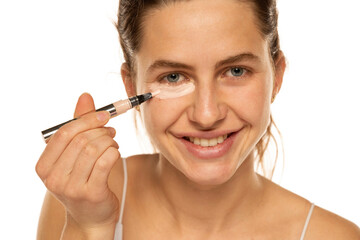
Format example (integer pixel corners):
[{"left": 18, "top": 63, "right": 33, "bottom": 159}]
[{"left": 121, "top": 62, "right": 137, "bottom": 97}]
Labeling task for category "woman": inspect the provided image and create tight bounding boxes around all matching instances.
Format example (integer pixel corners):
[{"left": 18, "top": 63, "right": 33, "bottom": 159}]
[{"left": 36, "top": 0, "right": 360, "bottom": 239}]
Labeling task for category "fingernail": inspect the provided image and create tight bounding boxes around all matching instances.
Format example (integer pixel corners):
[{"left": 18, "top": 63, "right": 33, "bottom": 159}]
[{"left": 97, "top": 111, "right": 109, "bottom": 122}]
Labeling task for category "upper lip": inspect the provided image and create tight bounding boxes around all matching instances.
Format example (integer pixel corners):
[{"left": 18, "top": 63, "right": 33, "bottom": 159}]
[{"left": 173, "top": 128, "right": 242, "bottom": 139}]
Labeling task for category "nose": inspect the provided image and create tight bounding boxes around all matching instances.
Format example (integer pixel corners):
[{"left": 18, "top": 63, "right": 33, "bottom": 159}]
[{"left": 187, "top": 82, "right": 228, "bottom": 129}]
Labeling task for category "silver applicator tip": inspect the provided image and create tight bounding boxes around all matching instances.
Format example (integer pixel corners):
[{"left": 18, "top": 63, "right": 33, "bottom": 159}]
[
  {"left": 128, "top": 90, "right": 160, "bottom": 107},
  {"left": 142, "top": 90, "right": 161, "bottom": 101}
]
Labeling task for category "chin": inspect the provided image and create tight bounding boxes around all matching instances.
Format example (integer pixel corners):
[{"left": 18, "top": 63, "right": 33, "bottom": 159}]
[{"left": 184, "top": 162, "right": 235, "bottom": 187}]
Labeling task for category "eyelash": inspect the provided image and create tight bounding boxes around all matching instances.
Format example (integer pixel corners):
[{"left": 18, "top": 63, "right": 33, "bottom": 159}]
[{"left": 158, "top": 66, "right": 250, "bottom": 85}]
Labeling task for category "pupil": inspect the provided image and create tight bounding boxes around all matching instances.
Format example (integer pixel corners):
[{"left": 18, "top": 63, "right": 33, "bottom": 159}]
[
  {"left": 231, "top": 68, "right": 243, "bottom": 76},
  {"left": 167, "top": 73, "right": 179, "bottom": 82}
]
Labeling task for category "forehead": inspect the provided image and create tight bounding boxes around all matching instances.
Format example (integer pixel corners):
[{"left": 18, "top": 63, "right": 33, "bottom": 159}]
[{"left": 136, "top": 0, "right": 267, "bottom": 70}]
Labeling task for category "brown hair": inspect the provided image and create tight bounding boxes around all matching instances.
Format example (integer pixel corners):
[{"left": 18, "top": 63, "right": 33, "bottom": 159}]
[{"left": 116, "top": 0, "right": 283, "bottom": 179}]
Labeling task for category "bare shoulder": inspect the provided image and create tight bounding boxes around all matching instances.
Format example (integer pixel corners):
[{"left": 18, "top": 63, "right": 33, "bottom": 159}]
[
  {"left": 109, "top": 153, "right": 158, "bottom": 177},
  {"left": 260, "top": 176, "right": 360, "bottom": 239},
  {"left": 306, "top": 205, "right": 360, "bottom": 239},
  {"left": 122, "top": 153, "right": 158, "bottom": 167},
  {"left": 108, "top": 153, "right": 158, "bottom": 197}
]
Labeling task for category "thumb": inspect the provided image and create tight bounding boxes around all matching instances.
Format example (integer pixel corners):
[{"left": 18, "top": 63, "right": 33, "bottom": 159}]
[{"left": 74, "top": 93, "right": 96, "bottom": 118}]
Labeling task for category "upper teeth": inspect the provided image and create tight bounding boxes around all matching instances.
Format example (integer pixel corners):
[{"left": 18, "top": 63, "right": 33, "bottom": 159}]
[{"left": 189, "top": 134, "right": 228, "bottom": 147}]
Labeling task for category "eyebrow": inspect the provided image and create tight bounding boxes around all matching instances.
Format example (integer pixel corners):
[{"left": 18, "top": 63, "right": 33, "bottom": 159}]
[
  {"left": 146, "top": 52, "right": 261, "bottom": 74},
  {"left": 146, "top": 60, "right": 195, "bottom": 74},
  {"left": 214, "top": 52, "right": 261, "bottom": 69}
]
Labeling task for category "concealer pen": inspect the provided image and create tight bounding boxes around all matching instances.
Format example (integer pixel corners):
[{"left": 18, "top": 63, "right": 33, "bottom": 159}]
[{"left": 41, "top": 90, "right": 160, "bottom": 143}]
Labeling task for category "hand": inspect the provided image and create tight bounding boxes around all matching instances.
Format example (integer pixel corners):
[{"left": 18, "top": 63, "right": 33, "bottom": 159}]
[{"left": 36, "top": 93, "right": 120, "bottom": 234}]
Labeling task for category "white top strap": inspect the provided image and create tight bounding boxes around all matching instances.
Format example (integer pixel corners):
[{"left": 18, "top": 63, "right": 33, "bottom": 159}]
[
  {"left": 299, "top": 202, "right": 315, "bottom": 240},
  {"left": 119, "top": 157, "right": 128, "bottom": 223},
  {"left": 114, "top": 158, "right": 128, "bottom": 240}
]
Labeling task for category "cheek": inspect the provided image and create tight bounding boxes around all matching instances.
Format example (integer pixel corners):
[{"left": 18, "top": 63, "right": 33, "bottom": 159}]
[
  {"left": 221, "top": 76, "right": 272, "bottom": 127},
  {"left": 141, "top": 97, "right": 190, "bottom": 140},
  {"left": 248, "top": 82, "right": 271, "bottom": 122},
  {"left": 247, "top": 78, "right": 272, "bottom": 130}
]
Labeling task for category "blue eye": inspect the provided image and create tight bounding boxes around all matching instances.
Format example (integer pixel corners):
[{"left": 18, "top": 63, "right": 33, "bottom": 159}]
[
  {"left": 167, "top": 73, "right": 180, "bottom": 82},
  {"left": 226, "top": 67, "right": 246, "bottom": 77},
  {"left": 162, "top": 73, "right": 186, "bottom": 84}
]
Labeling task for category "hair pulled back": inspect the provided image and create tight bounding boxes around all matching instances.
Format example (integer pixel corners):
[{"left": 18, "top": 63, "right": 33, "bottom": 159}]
[{"left": 116, "top": 0, "right": 282, "bottom": 179}]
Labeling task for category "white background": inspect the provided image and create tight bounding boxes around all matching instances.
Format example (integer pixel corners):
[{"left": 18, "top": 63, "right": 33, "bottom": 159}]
[{"left": 0, "top": 0, "right": 359, "bottom": 238}]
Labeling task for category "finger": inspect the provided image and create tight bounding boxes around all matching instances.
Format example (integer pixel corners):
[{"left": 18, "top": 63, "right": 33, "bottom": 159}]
[
  {"left": 88, "top": 147, "right": 120, "bottom": 190},
  {"left": 40, "top": 127, "right": 116, "bottom": 196},
  {"left": 37, "top": 111, "right": 111, "bottom": 179},
  {"left": 48, "top": 127, "right": 116, "bottom": 179},
  {"left": 74, "top": 93, "right": 96, "bottom": 118},
  {"left": 67, "top": 135, "right": 119, "bottom": 186}
]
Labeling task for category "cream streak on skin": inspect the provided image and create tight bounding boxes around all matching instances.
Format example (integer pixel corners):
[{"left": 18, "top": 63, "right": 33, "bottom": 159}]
[{"left": 150, "top": 82, "right": 195, "bottom": 99}]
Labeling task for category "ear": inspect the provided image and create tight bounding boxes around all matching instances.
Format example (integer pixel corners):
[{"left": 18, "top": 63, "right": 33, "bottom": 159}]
[
  {"left": 121, "top": 62, "right": 137, "bottom": 97},
  {"left": 272, "top": 51, "right": 286, "bottom": 102}
]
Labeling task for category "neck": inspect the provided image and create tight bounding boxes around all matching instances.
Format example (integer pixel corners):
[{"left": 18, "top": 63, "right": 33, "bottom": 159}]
[{"left": 154, "top": 153, "right": 265, "bottom": 234}]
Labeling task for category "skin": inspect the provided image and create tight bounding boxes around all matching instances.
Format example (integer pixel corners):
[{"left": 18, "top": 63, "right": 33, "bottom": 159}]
[
  {"left": 36, "top": 0, "right": 360, "bottom": 239},
  {"left": 134, "top": 0, "right": 274, "bottom": 187}
]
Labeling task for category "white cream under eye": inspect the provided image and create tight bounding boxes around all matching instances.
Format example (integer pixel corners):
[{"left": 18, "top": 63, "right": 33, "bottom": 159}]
[{"left": 149, "top": 81, "right": 195, "bottom": 99}]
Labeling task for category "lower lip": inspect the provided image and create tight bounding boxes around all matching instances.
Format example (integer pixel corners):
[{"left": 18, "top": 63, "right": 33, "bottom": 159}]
[{"left": 179, "top": 131, "right": 240, "bottom": 159}]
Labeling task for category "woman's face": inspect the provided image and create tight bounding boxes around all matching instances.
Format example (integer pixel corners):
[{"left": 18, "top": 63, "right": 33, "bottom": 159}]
[{"left": 129, "top": 0, "right": 281, "bottom": 185}]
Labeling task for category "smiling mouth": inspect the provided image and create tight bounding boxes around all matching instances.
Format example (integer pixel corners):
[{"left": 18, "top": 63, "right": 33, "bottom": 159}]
[{"left": 182, "top": 133, "right": 235, "bottom": 147}]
